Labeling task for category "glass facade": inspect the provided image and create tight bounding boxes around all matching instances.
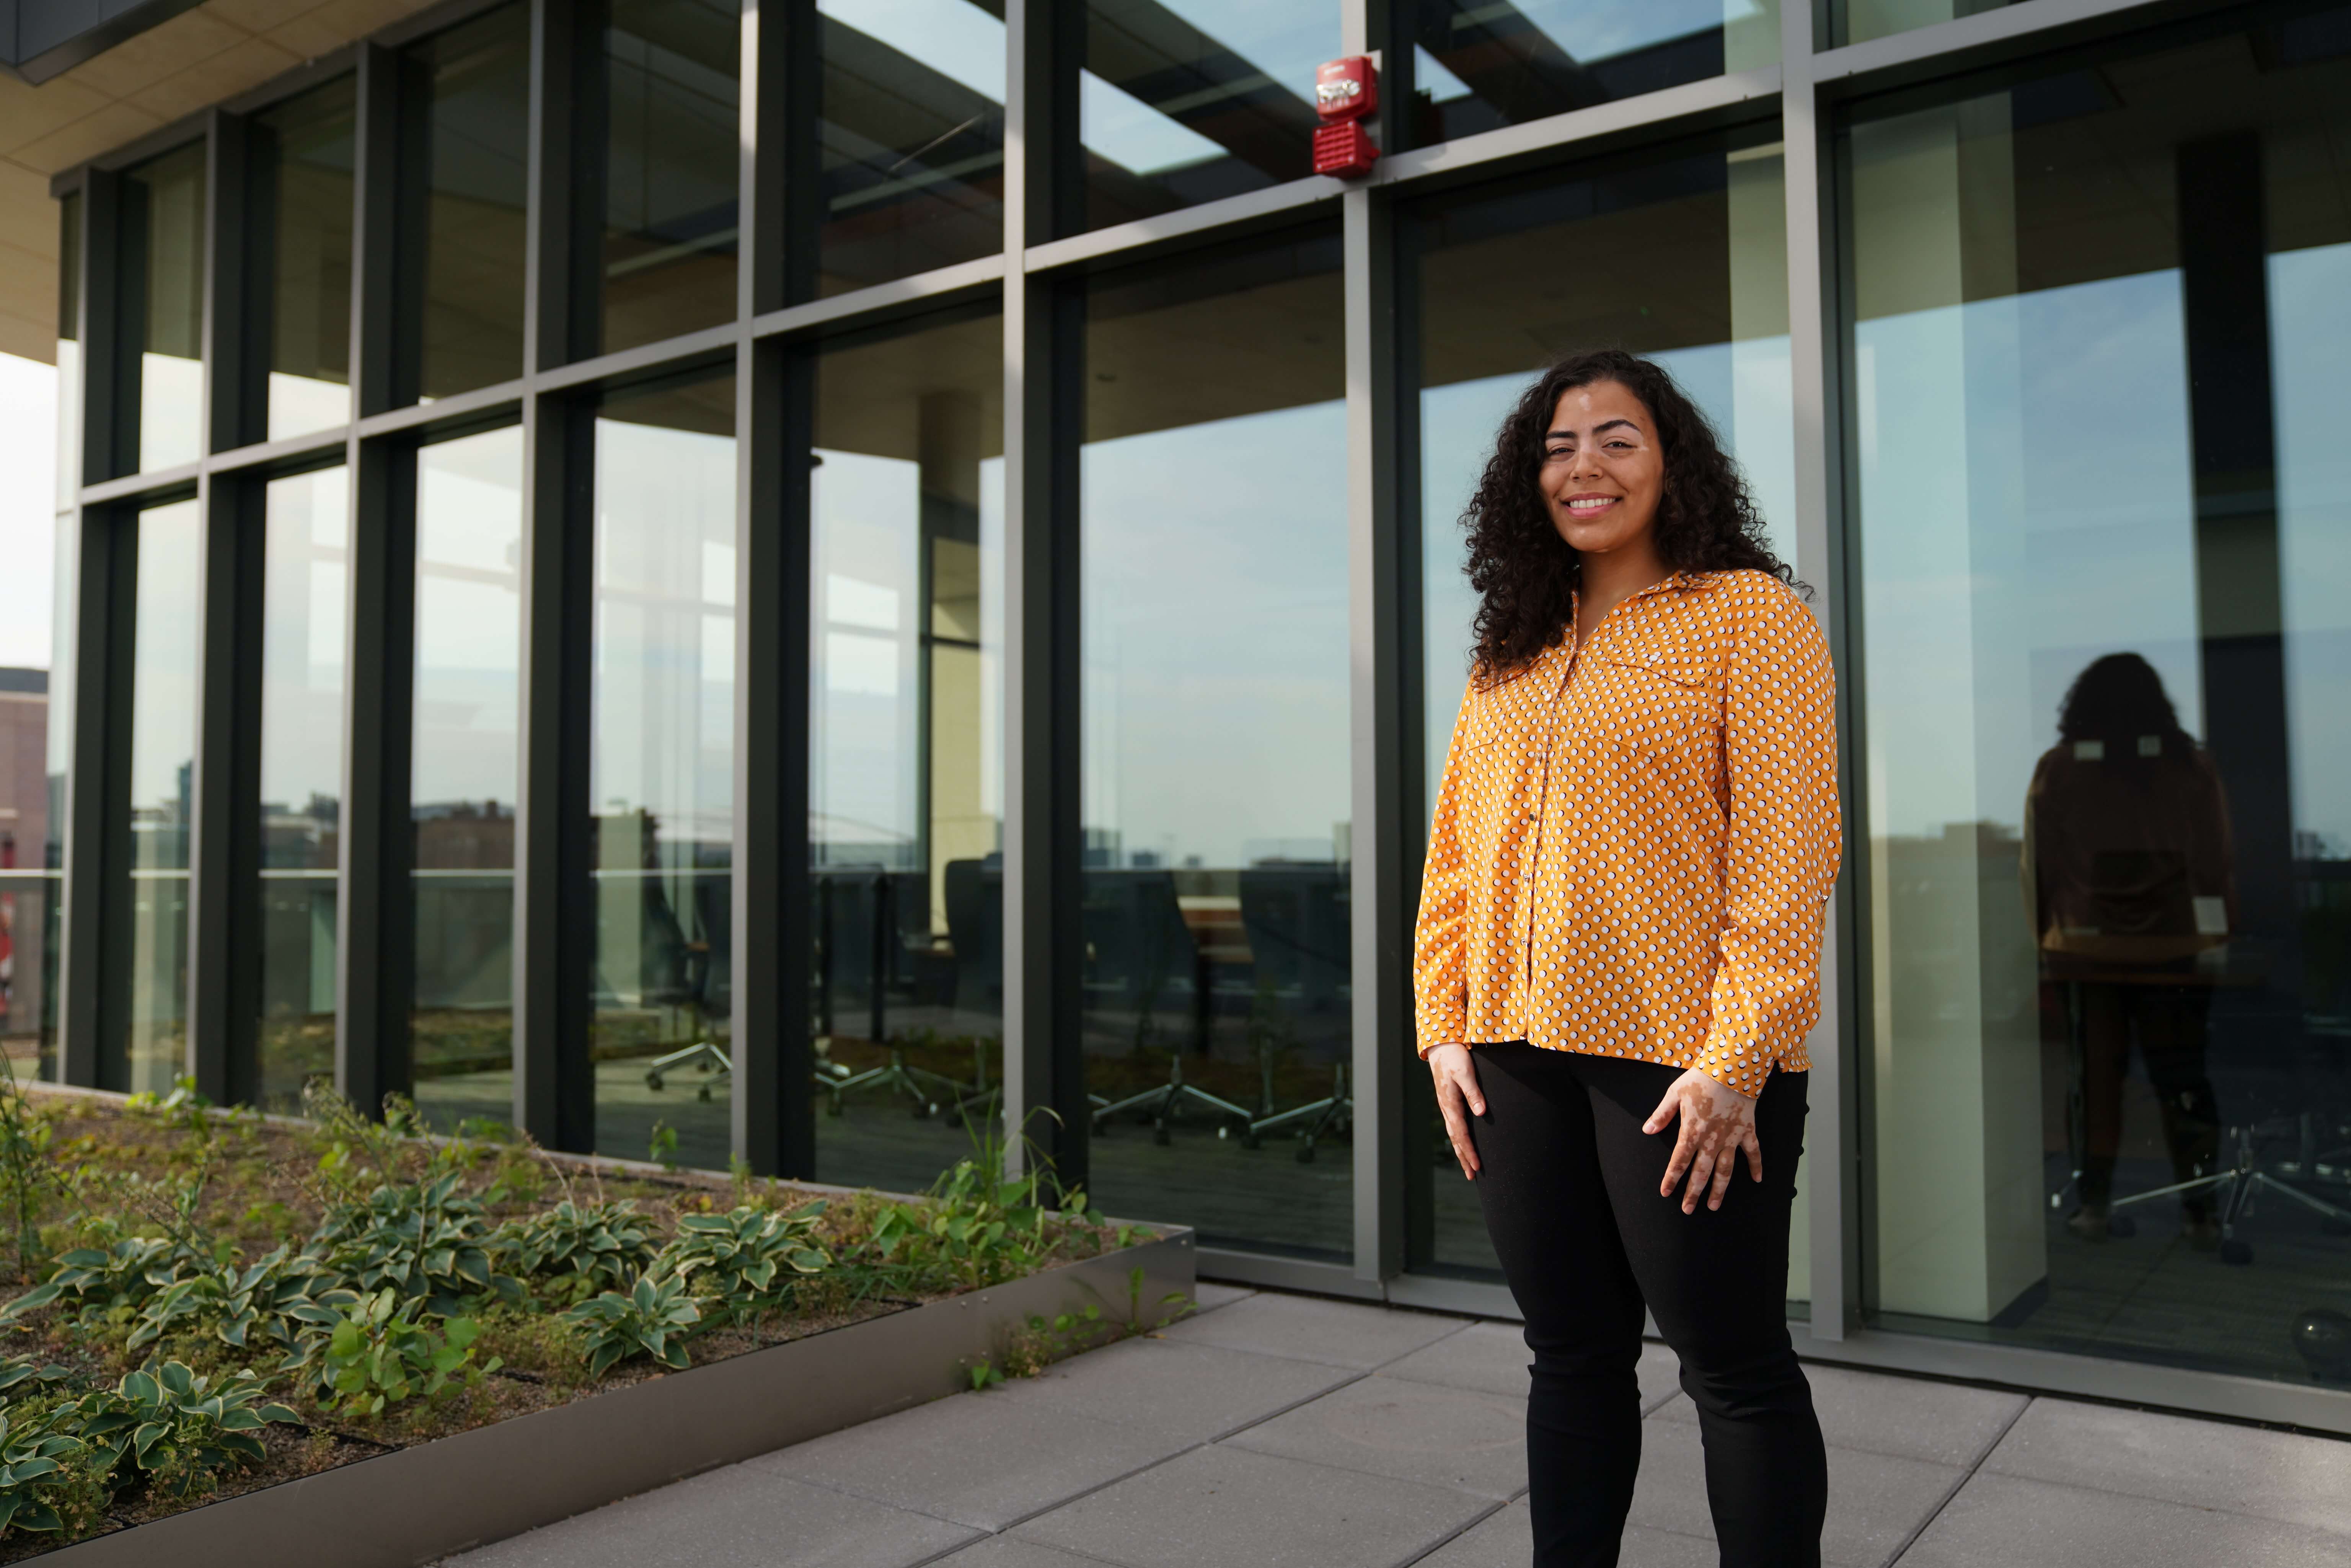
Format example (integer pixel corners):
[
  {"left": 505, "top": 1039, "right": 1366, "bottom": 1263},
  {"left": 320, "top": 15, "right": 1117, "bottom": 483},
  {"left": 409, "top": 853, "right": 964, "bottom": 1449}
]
[
  {"left": 1080, "top": 231, "right": 1351, "bottom": 1258},
  {"left": 1071, "top": 0, "right": 1337, "bottom": 235},
  {"left": 817, "top": 0, "right": 1006, "bottom": 295},
  {"left": 1406, "top": 0, "right": 1779, "bottom": 147},
  {"left": 591, "top": 372, "right": 736, "bottom": 1167},
  {"left": 595, "top": 0, "right": 739, "bottom": 354},
  {"left": 44, "top": 0, "right": 2351, "bottom": 1430},
  {"left": 117, "top": 499, "right": 201, "bottom": 1094},
  {"left": 125, "top": 144, "right": 207, "bottom": 474},
  {"left": 1846, "top": 11, "right": 2351, "bottom": 1386},
  {"left": 410, "top": 4, "right": 531, "bottom": 402},
  {"left": 411, "top": 427, "right": 525, "bottom": 1134},
  {"left": 809, "top": 310, "right": 1005, "bottom": 1193},
  {"left": 255, "top": 78, "right": 357, "bottom": 441},
  {"left": 256, "top": 468, "right": 350, "bottom": 1110}
]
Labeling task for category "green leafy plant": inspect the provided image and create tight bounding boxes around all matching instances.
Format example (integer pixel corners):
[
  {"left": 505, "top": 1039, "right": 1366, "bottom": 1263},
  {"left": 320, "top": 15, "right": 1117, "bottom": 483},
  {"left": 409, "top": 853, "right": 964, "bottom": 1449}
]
[
  {"left": 66, "top": 1362, "right": 298, "bottom": 1501},
  {"left": 560, "top": 1273, "right": 703, "bottom": 1377},
  {"left": 0, "top": 1405, "right": 98, "bottom": 1538},
  {"left": 126, "top": 1245, "right": 356, "bottom": 1354},
  {"left": 0, "top": 1058, "right": 56, "bottom": 1283},
  {"left": 297, "top": 1289, "right": 499, "bottom": 1416},
  {"left": 122, "top": 1077, "right": 216, "bottom": 1137},
  {"left": 492, "top": 1200, "right": 658, "bottom": 1307},
  {"left": 648, "top": 1121, "right": 679, "bottom": 1172},
  {"left": 866, "top": 1147, "right": 1089, "bottom": 1295},
  {"left": 310, "top": 1174, "right": 516, "bottom": 1316},
  {"left": 656, "top": 1204, "right": 830, "bottom": 1325},
  {"left": 0, "top": 1235, "right": 203, "bottom": 1326},
  {"left": 965, "top": 1358, "right": 1004, "bottom": 1391}
]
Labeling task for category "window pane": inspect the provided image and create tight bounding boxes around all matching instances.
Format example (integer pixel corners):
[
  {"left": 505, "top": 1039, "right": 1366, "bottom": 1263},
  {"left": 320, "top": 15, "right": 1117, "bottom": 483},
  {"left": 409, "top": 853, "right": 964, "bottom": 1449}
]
[
  {"left": 1847, "top": 14, "right": 2351, "bottom": 1384},
  {"left": 57, "top": 191, "right": 80, "bottom": 508},
  {"left": 1081, "top": 232, "right": 1350, "bottom": 1258},
  {"left": 1408, "top": 0, "right": 1778, "bottom": 148},
  {"left": 257, "top": 77, "right": 356, "bottom": 442},
  {"left": 412, "top": 5, "right": 531, "bottom": 402},
  {"left": 816, "top": 0, "right": 1005, "bottom": 295},
  {"left": 119, "top": 499, "right": 201, "bottom": 1094},
  {"left": 809, "top": 310, "right": 1003, "bottom": 1193},
  {"left": 591, "top": 372, "right": 735, "bottom": 1167},
  {"left": 411, "top": 427, "right": 523, "bottom": 1135},
  {"left": 1071, "top": 0, "right": 1337, "bottom": 236},
  {"left": 257, "top": 468, "right": 349, "bottom": 1112},
  {"left": 1837, "top": 0, "right": 2013, "bottom": 49},
  {"left": 1410, "top": 134, "right": 1797, "bottom": 1282},
  {"left": 597, "top": 0, "right": 739, "bottom": 353},
  {"left": 126, "top": 144, "right": 207, "bottom": 474}
]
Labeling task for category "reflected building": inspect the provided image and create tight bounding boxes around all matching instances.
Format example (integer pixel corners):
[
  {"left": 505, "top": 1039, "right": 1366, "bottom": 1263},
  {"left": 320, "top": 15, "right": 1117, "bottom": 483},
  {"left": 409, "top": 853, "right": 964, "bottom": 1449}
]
[{"left": 13, "top": 0, "right": 2351, "bottom": 1432}]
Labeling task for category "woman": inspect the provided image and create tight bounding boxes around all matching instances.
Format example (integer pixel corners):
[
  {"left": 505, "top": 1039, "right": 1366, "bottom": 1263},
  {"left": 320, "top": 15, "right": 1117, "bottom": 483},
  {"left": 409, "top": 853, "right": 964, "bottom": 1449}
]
[
  {"left": 2023, "top": 653, "right": 2231, "bottom": 1247},
  {"left": 1417, "top": 349, "right": 1838, "bottom": 1566}
]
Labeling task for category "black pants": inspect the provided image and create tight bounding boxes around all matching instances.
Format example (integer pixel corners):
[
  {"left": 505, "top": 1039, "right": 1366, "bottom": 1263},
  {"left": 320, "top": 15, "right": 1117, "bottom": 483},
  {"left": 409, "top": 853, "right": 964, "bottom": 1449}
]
[
  {"left": 2069, "top": 979, "right": 2220, "bottom": 1215},
  {"left": 1470, "top": 1043, "right": 1826, "bottom": 1568}
]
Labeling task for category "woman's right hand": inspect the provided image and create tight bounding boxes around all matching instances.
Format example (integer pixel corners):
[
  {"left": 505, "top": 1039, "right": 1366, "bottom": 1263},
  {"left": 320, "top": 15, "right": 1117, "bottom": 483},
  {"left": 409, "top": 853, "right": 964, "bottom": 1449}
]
[{"left": 1427, "top": 1043, "right": 1485, "bottom": 1180}]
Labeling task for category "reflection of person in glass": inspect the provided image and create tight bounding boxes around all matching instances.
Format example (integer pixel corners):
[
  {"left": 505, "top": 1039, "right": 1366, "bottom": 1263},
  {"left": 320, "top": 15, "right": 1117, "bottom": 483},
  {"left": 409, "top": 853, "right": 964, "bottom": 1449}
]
[
  {"left": 1417, "top": 350, "right": 1837, "bottom": 1565},
  {"left": 2026, "top": 653, "right": 2231, "bottom": 1249}
]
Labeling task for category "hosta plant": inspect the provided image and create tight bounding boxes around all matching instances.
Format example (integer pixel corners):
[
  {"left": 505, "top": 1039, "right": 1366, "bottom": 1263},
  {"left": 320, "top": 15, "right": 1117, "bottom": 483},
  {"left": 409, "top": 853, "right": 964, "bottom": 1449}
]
[
  {"left": 67, "top": 1361, "right": 299, "bottom": 1501},
  {"left": 0, "top": 1407, "right": 95, "bottom": 1537},
  {"left": 125, "top": 1245, "right": 356, "bottom": 1353},
  {"left": 311, "top": 1174, "right": 516, "bottom": 1316},
  {"left": 493, "top": 1200, "right": 659, "bottom": 1306},
  {"left": 655, "top": 1204, "right": 830, "bottom": 1324},
  {"left": 0, "top": 1235, "right": 202, "bottom": 1326},
  {"left": 561, "top": 1272, "right": 703, "bottom": 1377}
]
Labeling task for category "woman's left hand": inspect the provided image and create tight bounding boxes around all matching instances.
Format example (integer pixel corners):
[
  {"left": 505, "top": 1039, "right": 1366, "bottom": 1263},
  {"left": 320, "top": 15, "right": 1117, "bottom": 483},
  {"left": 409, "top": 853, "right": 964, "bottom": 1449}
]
[{"left": 1642, "top": 1068, "right": 1763, "bottom": 1214}]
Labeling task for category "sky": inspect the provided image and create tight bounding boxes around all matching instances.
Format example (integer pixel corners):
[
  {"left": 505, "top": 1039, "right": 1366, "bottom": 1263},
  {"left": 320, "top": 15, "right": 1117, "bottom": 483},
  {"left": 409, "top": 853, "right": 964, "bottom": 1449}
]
[{"left": 0, "top": 353, "right": 57, "bottom": 672}]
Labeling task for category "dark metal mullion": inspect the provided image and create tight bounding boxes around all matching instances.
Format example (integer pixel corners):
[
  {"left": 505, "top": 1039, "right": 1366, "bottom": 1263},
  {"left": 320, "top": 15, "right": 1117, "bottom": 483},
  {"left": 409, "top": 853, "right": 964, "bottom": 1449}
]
[
  {"left": 513, "top": 391, "right": 597, "bottom": 1151},
  {"left": 337, "top": 441, "right": 420, "bottom": 1117},
  {"left": 529, "top": 0, "right": 592, "bottom": 372},
  {"left": 730, "top": 0, "right": 816, "bottom": 1177},
  {"left": 732, "top": 341, "right": 816, "bottom": 1176},
  {"left": 1001, "top": 0, "right": 1088, "bottom": 1193},
  {"left": 92, "top": 511, "right": 142, "bottom": 1094},
  {"left": 186, "top": 471, "right": 264, "bottom": 1107},
  {"left": 350, "top": 44, "right": 406, "bottom": 420},
  {"left": 205, "top": 110, "right": 261, "bottom": 455}
]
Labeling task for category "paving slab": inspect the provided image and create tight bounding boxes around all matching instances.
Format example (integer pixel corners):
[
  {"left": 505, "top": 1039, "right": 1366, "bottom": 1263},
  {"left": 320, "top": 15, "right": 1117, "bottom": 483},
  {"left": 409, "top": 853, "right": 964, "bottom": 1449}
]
[
  {"left": 1219, "top": 1374, "right": 1528, "bottom": 1499},
  {"left": 1652, "top": 1364, "right": 2026, "bottom": 1469},
  {"left": 752, "top": 1387, "right": 1192, "bottom": 1532},
  {"left": 1411, "top": 1501, "right": 1720, "bottom": 1568},
  {"left": 1191, "top": 1280, "right": 1256, "bottom": 1314},
  {"left": 1160, "top": 1291, "right": 1469, "bottom": 1370},
  {"left": 1897, "top": 1470, "right": 2351, "bottom": 1568},
  {"left": 1011, "top": 1441, "right": 1496, "bottom": 1568},
  {"left": 438, "top": 1465, "right": 977, "bottom": 1568},
  {"left": 999, "top": 1334, "right": 1358, "bottom": 1443},
  {"left": 1629, "top": 1415, "right": 1955, "bottom": 1568},
  {"left": 926, "top": 1539, "right": 1123, "bottom": 1568},
  {"left": 1977, "top": 1397, "right": 2351, "bottom": 1536}
]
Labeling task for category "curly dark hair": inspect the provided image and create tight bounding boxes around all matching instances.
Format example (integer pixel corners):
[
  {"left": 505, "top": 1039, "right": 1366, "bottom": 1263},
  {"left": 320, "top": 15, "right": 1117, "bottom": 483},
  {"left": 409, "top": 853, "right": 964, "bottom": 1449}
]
[{"left": 1459, "top": 348, "right": 1793, "bottom": 680}]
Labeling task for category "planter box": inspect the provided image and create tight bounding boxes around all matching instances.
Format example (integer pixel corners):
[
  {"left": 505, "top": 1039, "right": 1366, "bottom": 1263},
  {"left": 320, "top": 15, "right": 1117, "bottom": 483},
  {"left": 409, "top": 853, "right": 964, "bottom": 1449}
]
[{"left": 42, "top": 1230, "right": 1196, "bottom": 1568}]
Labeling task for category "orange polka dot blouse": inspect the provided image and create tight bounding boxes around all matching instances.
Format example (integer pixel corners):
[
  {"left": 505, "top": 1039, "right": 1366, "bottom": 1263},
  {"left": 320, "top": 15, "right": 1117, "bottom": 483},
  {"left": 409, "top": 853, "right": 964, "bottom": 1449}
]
[{"left": 1413, "top": 569, "right": 1840, "bottom": 1096}]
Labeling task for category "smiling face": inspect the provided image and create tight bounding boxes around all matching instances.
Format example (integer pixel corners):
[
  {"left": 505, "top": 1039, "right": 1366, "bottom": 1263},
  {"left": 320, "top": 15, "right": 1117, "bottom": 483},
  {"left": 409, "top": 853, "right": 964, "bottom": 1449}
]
[{"left": 1539, "top": 378, "right": 1666, "bottom": 559}]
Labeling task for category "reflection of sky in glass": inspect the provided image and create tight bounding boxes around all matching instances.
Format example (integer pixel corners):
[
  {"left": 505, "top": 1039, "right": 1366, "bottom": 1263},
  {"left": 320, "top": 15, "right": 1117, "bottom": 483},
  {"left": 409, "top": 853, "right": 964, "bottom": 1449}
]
[
  {"left": 812, "top": 447, "right": 920, "bottom": 860},
  {"left": 129, "top": 501, "right": 201, "bottom": 841},
  {"left": 593, "top": 418, "right": 736, "bottom": 850},
  {"left": 1859, "top": 270, "right": 2200, "bottom": 840},
  {"left": 1421, "top": 0, "right": 1769, "bottom": 78},
  {"left": 2273, "top": 243, "right": 2351, "bottom": 853},
  {"left": 259, "top": 469, "right": 350, "bottom": 815},
  {"left": 1081, "top": 0, "right": 1333, "bottom": 176},
  {"left": 416, "top": 427, "right": 523, "bottom": 813},
  {"left": 820, "top": 0, "right": 1002, "bottom": 97},
  {"left": 1083, "top": 399, "right": 1348, "bottom": 869}
]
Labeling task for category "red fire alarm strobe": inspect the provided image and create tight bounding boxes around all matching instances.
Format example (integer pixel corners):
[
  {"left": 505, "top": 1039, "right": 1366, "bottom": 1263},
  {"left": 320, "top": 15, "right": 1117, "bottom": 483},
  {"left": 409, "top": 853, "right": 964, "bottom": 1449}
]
[{"left": 1313, "top": 55, "right": 1379, "bottom": 178}]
